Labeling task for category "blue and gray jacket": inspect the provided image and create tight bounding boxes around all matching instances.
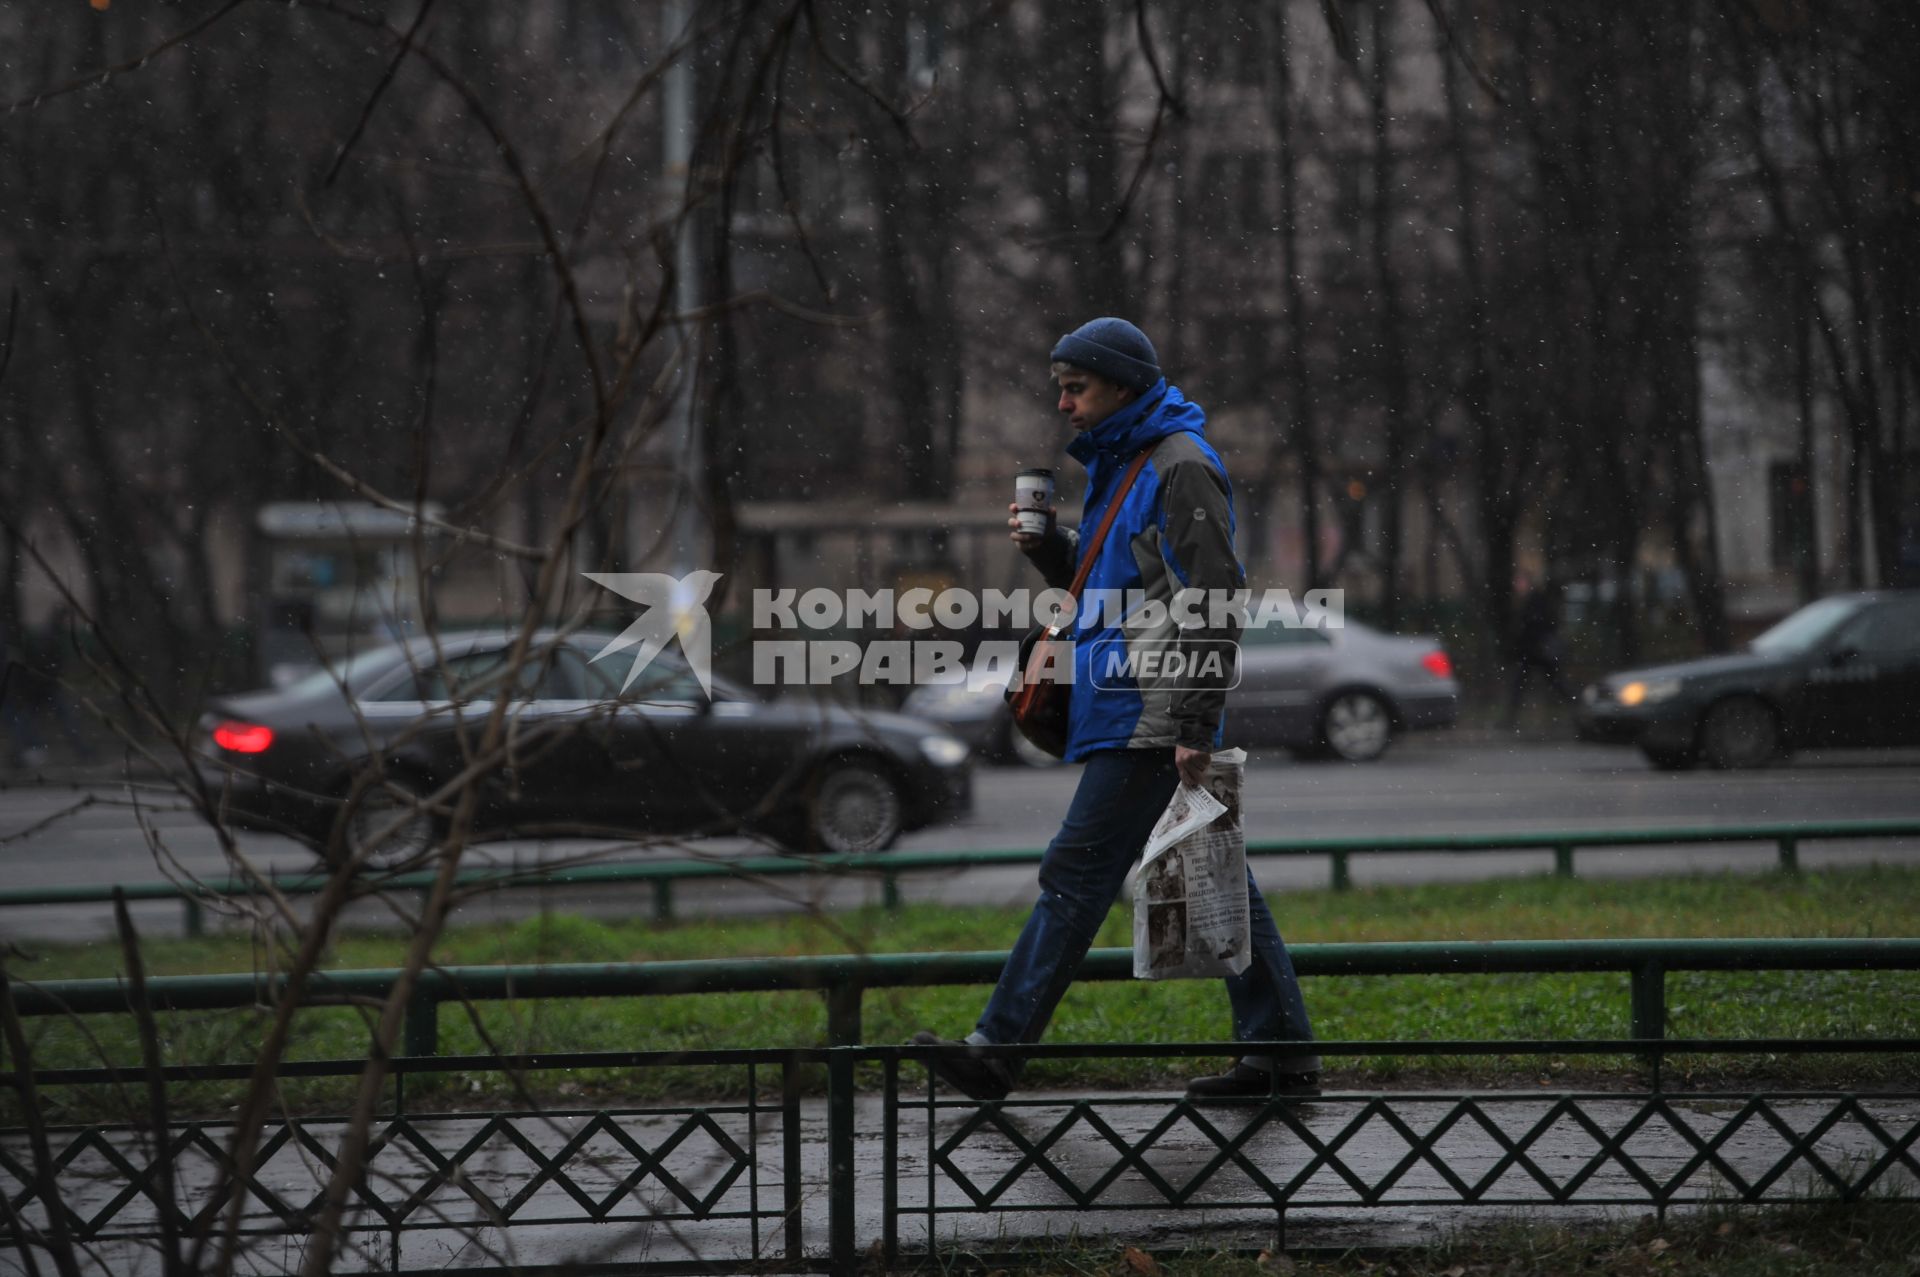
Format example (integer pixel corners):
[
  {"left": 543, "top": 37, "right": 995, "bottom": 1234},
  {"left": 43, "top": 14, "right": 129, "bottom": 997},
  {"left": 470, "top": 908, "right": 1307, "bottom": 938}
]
[{"left": 1025, "top": 380, "right": 1246, "bottom": 762}]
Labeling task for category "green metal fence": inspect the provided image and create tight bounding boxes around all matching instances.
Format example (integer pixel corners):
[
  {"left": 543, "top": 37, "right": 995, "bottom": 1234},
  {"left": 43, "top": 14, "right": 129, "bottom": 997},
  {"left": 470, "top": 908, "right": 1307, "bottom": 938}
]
[
  {"left": 12, "top": 937, "right": 1920, "bottom": 1056},
  {"left": 4, "top": 817, "right": 1917, "bottom": 933},
  {"left": 4, "top": 1038, "right": 1917, "bottom": 1275}
]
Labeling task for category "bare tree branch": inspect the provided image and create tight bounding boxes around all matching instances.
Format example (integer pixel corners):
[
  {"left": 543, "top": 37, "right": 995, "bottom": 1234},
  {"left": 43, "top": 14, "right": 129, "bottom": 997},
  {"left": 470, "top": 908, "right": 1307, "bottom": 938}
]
[
  {"left": 2, "top": 0, "right": 252, "bottom": 114},
  {"left": 1421, "top": 0, "right": 1509, "bottom": 105},
  {"left": 110, "top": 893, "right": 185, "bottom": 1277},
  {"left": 800, "top": 0, "right": 918, "bottom": 146},
  {"left": 323, "top": 0, "right": 438, "bottom": 188},
  {"left": 0, "top": 968, "right": 84, "bottom": 1277},
  {"left": 1134, "top": 0, "right": 1187, "bottom": 120}
]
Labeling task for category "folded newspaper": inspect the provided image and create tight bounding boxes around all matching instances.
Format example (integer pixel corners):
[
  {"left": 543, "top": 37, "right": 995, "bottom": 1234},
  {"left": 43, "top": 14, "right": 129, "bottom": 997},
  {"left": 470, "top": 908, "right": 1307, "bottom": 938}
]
[{"left": 1132, "top": 748, "right": 1251, "bottom": 980}]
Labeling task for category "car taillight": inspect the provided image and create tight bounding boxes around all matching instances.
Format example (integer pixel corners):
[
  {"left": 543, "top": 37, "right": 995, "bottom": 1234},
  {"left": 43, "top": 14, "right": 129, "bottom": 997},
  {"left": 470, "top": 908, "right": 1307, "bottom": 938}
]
[
  {"left": 212, "top": 721, "right": 274, "bottom": 753},
  {"left": 1420, "top": 650, "right": 1453, "bottom": 679}
]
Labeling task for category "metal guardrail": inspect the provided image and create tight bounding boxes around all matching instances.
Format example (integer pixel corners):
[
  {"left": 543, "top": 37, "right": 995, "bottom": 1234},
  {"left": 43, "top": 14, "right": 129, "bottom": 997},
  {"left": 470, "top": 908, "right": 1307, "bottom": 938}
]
[
  {"left": 12, "top": 937, "right": 1920, "bottom": 1056},
  {"left": 4, "top": 1039, "right": 1918, "bottom": 1275},
  {"left": 4, "top": 818, "right": 1918, "bottom": 932}
]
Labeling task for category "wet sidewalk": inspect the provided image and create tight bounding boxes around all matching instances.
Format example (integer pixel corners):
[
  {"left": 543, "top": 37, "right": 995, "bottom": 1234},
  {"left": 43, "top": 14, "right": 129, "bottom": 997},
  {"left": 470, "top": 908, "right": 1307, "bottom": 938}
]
[{"left": 7, "top": 1084, "right": 1918, "bottom": 1274}]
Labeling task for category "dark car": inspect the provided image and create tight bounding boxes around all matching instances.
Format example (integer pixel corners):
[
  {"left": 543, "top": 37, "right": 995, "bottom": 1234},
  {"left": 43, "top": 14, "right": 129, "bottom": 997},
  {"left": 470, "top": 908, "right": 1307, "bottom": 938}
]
[
  {"left": 901, "top": 615, "right": 1458, "bottom": 765},
  {"left": 1575, "top": 590, "right": 1920, "bottom": 769},
  {"left": 895, "top": 652, "right": 1063, "bottom": 768},
  {"left": 197, "top": 631, "right": 973, "bottom": 863}
]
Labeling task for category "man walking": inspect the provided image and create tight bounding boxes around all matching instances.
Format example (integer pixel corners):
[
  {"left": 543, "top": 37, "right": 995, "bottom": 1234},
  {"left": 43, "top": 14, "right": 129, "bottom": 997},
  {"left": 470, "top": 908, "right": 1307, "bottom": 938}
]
[{"left": 913, "top": 317, "right": 1319, "bottom": 1101}]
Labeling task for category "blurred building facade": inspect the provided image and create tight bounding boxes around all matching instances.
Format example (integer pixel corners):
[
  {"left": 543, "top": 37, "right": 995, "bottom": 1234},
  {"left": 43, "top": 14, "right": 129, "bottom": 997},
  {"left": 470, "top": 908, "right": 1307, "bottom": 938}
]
[{"left": 2, "top": 1, "right": 1912, "bottom": 694}]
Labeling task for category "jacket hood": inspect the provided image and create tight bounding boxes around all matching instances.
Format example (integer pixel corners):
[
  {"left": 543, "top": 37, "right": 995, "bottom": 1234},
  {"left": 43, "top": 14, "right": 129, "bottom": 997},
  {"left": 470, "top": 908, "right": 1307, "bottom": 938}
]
[{"left": 1066, "top": 379, "right": 1206, "bottom": 467}]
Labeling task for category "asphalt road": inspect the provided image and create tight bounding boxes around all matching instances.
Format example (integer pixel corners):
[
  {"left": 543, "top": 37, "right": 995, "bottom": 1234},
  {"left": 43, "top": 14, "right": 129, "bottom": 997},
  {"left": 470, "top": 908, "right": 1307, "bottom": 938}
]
[{"left": 3, "top": 738, "right": 1918, "bottom": 943}]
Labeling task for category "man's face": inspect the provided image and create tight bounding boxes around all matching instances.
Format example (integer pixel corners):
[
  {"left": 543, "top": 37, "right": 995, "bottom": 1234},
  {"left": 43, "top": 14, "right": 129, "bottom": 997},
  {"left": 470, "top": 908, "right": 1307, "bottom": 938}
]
[{"left": 1054, "top": 367, "right": 1136, "bottom": 432}]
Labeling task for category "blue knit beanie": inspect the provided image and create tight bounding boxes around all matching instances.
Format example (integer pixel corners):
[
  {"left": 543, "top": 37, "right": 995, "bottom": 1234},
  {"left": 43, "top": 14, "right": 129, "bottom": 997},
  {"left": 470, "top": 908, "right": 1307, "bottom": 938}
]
[{"left": 1050, "top": 317, "right": 1161, "bottom": 393}]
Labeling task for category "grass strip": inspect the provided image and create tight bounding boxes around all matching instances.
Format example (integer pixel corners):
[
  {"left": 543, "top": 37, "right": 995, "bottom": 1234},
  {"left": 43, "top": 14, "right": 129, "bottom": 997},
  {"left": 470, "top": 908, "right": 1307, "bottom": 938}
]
[{"left": 6, "top": 865, "right": 1918, "bottom": 1114}]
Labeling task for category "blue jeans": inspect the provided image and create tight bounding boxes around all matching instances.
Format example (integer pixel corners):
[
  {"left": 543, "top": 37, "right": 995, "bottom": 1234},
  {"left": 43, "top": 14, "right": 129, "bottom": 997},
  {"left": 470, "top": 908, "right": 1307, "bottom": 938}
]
[{"left": 974, "top": 748, "right": 1320, "bottom": 1073}]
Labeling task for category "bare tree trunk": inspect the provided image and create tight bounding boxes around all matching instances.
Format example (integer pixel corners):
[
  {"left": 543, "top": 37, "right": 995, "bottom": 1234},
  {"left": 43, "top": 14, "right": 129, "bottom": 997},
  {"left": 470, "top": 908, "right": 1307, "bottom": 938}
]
[
  {"left": 1795, "top": 265, "right": 1823, "bottom": 601},
  {"left": 1439, "top": 0, "right": 1519, "bottom": 655},
  {"left": 1519, "top": 9, "right": 1650, "bottom": 664},
  {"left": 1736, "top": 20, "right": 1912, "bottom": 589},
  {"left": 866, "top": 4, "right": 939, "bottom": 501},
  {"left": 1844, "top": 435, "right": 1867, "bottom": 586},
  {"left": 1043, "top": 2, "right": 1132, "bottom": 317},
  {"left": 1367, "top": 0, "right": 1410, "bottom": 628},
  {"left": 1641, "top": 8, "right": 1727, "bottom": 649},
  {"left": 1270, "top": 0, "right": 1323, "bottom": 592}
]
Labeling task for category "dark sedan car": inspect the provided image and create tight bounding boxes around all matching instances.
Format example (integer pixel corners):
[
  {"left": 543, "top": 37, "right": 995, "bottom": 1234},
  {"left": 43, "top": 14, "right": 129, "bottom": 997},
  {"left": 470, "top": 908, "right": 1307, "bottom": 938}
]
[
  {"left": 1575, "top": 590, "right": 1920, "bottom": 769},
  {"left": 197, "top": 631, "right": 973, "bottom": 864}
]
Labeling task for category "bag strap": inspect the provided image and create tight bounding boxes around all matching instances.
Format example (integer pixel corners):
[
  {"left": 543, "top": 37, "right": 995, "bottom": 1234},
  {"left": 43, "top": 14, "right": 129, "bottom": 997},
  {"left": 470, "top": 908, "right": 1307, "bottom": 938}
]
[{"left": 1049, "top": 444, "right": 1157, "bottom": 628}]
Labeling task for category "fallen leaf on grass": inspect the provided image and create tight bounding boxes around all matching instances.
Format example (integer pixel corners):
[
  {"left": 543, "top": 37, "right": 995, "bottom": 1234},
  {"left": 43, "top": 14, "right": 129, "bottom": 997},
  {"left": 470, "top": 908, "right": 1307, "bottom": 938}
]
[
  {"left": 1256, "top": 1251, "right": 1296, "bottom": 1273},
  {"left": 1442, "top": 1266, "right": 1467, "bottom": 1277},
  {"left": 1648, "top": 1237, "right": 1671, "bottom": 1255},
  {"left": 1122, "top": 1246, "right": 1161, "bottom": 1276},
  {"left": 1716, "top": 1221, "right": 1734, "bottom": 1236}
]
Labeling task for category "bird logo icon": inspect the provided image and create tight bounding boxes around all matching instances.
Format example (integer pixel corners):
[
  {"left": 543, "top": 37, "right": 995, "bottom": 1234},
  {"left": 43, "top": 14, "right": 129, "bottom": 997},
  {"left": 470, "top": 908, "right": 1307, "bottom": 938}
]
[{"left": 581, "top": 570, "right": 723, "bottom": 697}]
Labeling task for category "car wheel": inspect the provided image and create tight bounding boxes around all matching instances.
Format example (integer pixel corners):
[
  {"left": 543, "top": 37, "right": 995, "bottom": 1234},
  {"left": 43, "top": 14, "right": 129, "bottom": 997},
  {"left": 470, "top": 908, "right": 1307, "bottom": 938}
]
[
  {"left": 1319, "top": 690, "right": 1393, "bottom": 762},
  {"left": 803, "top": 758, "right": 905, "bottom": 855},
  {"left": 1698, "top": 696, "right": 1780, "bottom": 770},
  {"left": 340, "top": 773, "right": 438, "bottom": 869},
  {"left": 1641, "top": 745, "right": 1700, "bottom": 771}
]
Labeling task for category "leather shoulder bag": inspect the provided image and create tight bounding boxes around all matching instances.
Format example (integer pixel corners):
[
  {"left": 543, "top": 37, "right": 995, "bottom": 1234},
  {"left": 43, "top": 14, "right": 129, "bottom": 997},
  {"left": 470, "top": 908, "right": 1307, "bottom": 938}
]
[{"left": 1006, "top": 445, "right": 1157, "bottom": 758}]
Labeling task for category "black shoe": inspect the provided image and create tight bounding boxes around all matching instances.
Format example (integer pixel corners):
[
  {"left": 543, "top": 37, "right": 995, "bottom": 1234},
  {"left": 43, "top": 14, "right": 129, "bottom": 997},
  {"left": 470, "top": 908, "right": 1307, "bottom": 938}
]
[
  {"left": 1186, "top": 1062, "right": 1321, "bottom": 1101},
  {"left": 910, "top": 1031, "right": 1014, "bottom": 1101}
]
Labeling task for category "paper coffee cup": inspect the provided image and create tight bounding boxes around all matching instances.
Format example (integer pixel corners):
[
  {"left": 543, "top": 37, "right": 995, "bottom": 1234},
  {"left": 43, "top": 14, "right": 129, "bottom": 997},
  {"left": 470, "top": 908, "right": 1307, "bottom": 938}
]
[{"left": 1015, "top": 468, "right": 1054, "bottom": 535}]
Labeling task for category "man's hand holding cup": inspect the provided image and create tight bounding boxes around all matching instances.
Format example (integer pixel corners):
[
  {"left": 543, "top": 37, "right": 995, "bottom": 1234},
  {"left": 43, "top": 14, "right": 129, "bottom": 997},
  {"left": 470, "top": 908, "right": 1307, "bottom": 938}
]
[
  {"left": 1007, "top": 501, "right": 1058, "bottom": 548},
  {"left": 1011, "top": 467, "right": 1055, "bottom": 549}
]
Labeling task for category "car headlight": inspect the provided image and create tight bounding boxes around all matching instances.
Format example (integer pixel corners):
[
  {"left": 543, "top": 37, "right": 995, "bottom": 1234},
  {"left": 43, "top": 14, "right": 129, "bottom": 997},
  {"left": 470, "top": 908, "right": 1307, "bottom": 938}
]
[
  {"left": 918, "top": 734, "right": 972, "bottom": 767},
  {"left": 1616, "top": 677, "right": 1682, "bottom": 707}
]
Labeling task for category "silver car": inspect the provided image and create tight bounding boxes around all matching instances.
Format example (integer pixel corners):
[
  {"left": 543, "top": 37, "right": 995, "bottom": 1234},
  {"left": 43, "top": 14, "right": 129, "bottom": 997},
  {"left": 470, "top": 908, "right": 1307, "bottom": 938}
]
[
  {"left": 903, "top": 617, "right": 1458, "bottom": 765},
  {"left": 1232, "top": 616, "right": 1458, "bottom": 761}
]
